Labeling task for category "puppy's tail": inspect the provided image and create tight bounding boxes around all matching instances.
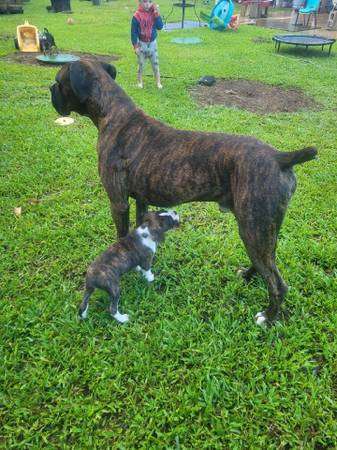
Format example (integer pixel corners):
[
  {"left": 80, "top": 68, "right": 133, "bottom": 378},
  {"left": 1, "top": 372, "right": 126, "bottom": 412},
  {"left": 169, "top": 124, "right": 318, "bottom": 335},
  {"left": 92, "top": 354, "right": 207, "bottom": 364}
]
[{"left": 275, "top": 147, "right": 318, "bottom": 170}]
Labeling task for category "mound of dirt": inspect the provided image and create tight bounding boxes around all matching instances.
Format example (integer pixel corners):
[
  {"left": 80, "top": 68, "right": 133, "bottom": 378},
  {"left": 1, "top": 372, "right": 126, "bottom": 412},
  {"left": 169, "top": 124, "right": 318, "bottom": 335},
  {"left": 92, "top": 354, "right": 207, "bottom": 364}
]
[
  {"left": 0, "top": 51, "right": 119, "bottom": 66},
  {"left": 189, "top": 79, "right": 320, "bottom": 114}
]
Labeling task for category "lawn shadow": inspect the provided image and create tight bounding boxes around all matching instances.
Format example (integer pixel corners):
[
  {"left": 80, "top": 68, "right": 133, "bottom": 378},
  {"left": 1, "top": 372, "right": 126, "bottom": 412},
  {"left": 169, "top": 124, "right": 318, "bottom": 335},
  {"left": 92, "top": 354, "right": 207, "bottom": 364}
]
[{"left": 273, "top": 47, "right": 336, "bottom": 59}]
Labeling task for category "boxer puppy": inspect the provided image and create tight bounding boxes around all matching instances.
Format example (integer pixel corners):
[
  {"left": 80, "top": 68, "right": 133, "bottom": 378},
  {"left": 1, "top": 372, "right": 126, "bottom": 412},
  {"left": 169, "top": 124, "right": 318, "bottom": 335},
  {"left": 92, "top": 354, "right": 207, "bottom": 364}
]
[
  {"left": 51, "top": 60, "right": 317, "bottom": 325},
  {"left": 78, "top": 210, "right": 179, "bottom": 323}
]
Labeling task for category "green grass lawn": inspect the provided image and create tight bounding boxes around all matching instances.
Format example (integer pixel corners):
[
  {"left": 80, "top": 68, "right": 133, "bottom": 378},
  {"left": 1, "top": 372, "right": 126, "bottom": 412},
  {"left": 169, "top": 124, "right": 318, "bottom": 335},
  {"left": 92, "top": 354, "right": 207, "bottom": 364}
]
[{"left": 1, "top": 0, "right": 337, "bottom": 447}]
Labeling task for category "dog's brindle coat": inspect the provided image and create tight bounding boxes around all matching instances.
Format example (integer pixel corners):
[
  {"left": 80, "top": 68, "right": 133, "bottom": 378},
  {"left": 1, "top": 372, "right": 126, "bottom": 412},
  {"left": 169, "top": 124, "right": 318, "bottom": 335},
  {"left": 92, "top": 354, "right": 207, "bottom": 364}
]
[
  {"left": 79, "top": 211, "right": 179, "bottom": 322},
  {"left": 51, "top": 60, "right": 317, "bottom": 325}
]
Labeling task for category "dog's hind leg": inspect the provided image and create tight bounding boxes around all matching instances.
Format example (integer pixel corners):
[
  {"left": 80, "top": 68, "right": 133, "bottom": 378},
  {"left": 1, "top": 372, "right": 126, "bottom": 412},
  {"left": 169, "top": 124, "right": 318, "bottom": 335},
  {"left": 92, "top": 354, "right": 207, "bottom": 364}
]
[
  {"left": 240, "top": 232, "right": 288, "bottom": 325},
  {"left": 232, "top": 163, "right": 296, "bottom": 324},
  {"left": 237, "top": 266, "right": 258, "bottom": 282},
  {"left": 253, "top": 261, "right": 288, "bottom": 326},
  {"left": 236, "top": 210, "right": 288, "bottom": 326},
  {"left": 108, "top": 285, "right": 129, "bottom": 324},
  {"left": 79, "top": 287, "right": 94, "bottom": 319}
]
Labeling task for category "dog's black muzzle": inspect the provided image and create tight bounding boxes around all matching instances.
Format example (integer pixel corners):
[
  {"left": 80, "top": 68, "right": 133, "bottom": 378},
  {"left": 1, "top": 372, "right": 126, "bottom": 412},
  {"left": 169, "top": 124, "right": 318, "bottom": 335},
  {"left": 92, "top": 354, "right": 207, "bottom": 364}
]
[
  {"left": 169, "top": 212, "right": 180, "bottom": 228},
  {"left": 50, "top": 82, "right": 70, "bottom": 116}
]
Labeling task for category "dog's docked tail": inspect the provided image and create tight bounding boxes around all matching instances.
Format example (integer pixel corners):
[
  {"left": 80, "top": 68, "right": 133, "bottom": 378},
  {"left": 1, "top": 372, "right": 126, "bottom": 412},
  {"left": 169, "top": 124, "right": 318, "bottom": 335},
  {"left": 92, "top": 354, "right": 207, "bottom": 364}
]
[{"left": 275, "top": 147, "right": 318, "bottom": 170}]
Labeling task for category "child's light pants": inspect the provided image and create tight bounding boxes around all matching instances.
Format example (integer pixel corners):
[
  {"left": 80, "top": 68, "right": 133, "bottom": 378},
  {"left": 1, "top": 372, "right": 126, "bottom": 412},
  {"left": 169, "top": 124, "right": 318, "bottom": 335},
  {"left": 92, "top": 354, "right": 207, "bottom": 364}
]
[{"left": 137, "top": 40, "right": 160, "bottom": 77}]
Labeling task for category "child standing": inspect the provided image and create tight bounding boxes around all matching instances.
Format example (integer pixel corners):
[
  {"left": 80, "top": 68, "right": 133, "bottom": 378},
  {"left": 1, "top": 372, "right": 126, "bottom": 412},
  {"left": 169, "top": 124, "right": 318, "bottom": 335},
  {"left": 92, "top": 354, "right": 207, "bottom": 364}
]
[{"left": 131, "top": 0, "right": 164, "bottom": 89}]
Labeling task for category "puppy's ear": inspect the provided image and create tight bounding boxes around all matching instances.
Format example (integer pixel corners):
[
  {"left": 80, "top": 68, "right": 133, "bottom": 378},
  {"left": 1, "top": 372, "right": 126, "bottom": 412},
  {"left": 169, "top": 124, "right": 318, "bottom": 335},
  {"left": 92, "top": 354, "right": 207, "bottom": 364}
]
[
  {"left": 69, "top": 61, "right": 92, "bottom": 103},
  {"left": 101, "top": 63, "right": 117, "bottom": 80}
]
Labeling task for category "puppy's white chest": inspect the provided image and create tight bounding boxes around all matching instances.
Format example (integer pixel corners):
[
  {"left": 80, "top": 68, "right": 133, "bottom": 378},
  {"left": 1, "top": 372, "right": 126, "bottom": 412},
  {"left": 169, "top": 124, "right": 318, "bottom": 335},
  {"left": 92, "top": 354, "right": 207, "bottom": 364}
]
[{"left": 136, "top": 226, "right": 156, "bottom": 253}]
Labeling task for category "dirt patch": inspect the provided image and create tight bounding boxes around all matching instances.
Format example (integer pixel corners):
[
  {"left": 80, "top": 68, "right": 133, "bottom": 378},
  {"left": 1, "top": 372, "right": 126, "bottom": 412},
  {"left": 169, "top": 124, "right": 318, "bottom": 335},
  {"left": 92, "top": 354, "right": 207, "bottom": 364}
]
[
  {"left": 0, "top": 50, "right": 120, "bottom": 66},
  {"left": 189, "top": 79, "right": 320, "bottom": 114}
]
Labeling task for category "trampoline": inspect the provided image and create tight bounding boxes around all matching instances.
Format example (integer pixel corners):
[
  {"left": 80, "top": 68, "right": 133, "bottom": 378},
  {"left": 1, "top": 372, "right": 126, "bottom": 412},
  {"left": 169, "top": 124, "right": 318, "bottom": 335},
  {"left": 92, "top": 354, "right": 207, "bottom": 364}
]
[{"left": 273, "top": 35, "right": 336, "bottom": 55}]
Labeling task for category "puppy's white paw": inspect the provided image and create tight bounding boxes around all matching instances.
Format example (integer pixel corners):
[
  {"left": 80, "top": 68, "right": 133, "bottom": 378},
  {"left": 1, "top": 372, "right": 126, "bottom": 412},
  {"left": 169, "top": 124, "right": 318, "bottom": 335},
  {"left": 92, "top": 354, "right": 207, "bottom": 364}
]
[
  {"left": 255, "top": 311, "right": 267, "bottom": 327},
  {"left": 145, "top": 270, "right": 154, "bottom": 282},
  {"left": 136, "top": 267, "right": 154, "bottom": 281},
  {"left": 113, "top": 312, "right": 129, "bottom": 323},
  {"left": 79, "top": 305, "right": 89, "bottom": 319}
]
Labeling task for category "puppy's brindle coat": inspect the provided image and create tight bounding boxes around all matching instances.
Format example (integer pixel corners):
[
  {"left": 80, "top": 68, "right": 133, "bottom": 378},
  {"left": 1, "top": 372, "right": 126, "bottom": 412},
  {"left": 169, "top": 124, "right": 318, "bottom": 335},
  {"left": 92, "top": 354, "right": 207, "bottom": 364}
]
[
  {"left": 79, "top": 211, "right": 179, "bottom": 322},
  {"left": 51, "top": 60, "right": 317, "bottom": 325}
]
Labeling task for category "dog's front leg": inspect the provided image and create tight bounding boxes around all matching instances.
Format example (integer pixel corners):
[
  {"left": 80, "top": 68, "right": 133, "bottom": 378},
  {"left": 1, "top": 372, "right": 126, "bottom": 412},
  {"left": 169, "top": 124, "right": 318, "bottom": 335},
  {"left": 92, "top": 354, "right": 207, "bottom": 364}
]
[
  {"left": 136, "top": 254, "right": 154, "bottom": 282},
  {"left": 136, "top": 199, "right": 148, "bottom": 226},
  {"left": 104, "top": 170, "right": 130, "bottom": 238},
  {"left": 110, "top": 201, "right": 130, "bottom": 238}
]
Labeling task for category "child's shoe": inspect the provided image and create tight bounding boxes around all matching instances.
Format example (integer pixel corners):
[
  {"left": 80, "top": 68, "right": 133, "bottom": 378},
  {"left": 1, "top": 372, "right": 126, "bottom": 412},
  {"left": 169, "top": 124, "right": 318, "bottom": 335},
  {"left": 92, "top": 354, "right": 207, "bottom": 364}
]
[
  {"left": 137, "top": 81, "right": 143, "bottom": 89},
  {"left": 157, "top": 82, "right": 163, "bottom": 89}
]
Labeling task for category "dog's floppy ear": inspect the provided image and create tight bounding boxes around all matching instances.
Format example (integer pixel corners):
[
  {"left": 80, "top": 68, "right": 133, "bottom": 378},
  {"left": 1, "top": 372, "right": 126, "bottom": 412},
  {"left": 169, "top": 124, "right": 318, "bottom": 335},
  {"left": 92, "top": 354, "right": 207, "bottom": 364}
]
[
  {"left": 101, "top": 63, "right": 117, "bottom": 80},
  {"left": 69, "top": 61, "right": 92, "bottom": 103}
]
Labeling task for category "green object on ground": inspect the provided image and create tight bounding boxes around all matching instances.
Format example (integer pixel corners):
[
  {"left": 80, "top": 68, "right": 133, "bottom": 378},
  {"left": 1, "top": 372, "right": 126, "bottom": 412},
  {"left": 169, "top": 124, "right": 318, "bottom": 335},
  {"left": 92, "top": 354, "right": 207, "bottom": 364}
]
[
  {"left": 171, "top": 37, "right": 202, "bottom": 44},
  {"left": 36, "top": 53, "right": 80, "bottom": 64}
]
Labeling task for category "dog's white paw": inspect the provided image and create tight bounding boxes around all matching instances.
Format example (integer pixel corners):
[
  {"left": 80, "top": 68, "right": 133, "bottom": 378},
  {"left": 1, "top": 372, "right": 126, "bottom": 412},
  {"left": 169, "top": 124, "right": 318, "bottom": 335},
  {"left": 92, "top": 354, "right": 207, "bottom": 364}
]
[
  {"left": 237, "top": 268, "right": 244, "bottom": 277},
  {"left": 79, "top": 305, "right": 89, "bottom": 319},
  {"left": 113, "top": 312, "right": 129, "bottom": 323},
  {"left": 255, "top": 311, "right": 267, "bottom": 327},
  {"left": 136, "top": 267, "right": 154, "bottom": 281},
  {"left": 144, "top": 270, "right": 154, "bottom": 282}
]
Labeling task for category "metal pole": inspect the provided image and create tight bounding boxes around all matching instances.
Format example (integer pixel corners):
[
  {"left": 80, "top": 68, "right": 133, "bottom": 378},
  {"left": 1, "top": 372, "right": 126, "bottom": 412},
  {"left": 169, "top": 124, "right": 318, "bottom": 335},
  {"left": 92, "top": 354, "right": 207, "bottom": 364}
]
[{"left": 181, "top": 0, "right": 186, "bottom": 28}]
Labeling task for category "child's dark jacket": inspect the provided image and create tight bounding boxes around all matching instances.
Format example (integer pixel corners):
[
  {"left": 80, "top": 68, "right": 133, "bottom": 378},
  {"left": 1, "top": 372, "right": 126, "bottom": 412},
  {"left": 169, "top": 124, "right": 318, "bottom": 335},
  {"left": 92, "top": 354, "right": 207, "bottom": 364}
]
[{"left": 131, "top": 5, "right": 163, "bottom": 48}]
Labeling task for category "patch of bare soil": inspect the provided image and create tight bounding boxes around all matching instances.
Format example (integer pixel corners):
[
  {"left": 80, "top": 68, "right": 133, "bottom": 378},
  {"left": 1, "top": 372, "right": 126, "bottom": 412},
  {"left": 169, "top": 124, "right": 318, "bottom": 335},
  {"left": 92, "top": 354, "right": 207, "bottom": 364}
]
[
  {"left": 0, "top": 50, "right": 119, "bottom": 66},
  {"left": 189, "top": 79, "right": 320, "bottom": 114}
]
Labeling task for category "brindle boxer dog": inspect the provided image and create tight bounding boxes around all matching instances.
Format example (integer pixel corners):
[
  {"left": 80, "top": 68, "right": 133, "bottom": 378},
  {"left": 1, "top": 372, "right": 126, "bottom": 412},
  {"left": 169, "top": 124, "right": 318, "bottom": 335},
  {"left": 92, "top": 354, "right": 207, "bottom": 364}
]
[{"left": 50, "top": 60, "right": 317, "bottom": 326}]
